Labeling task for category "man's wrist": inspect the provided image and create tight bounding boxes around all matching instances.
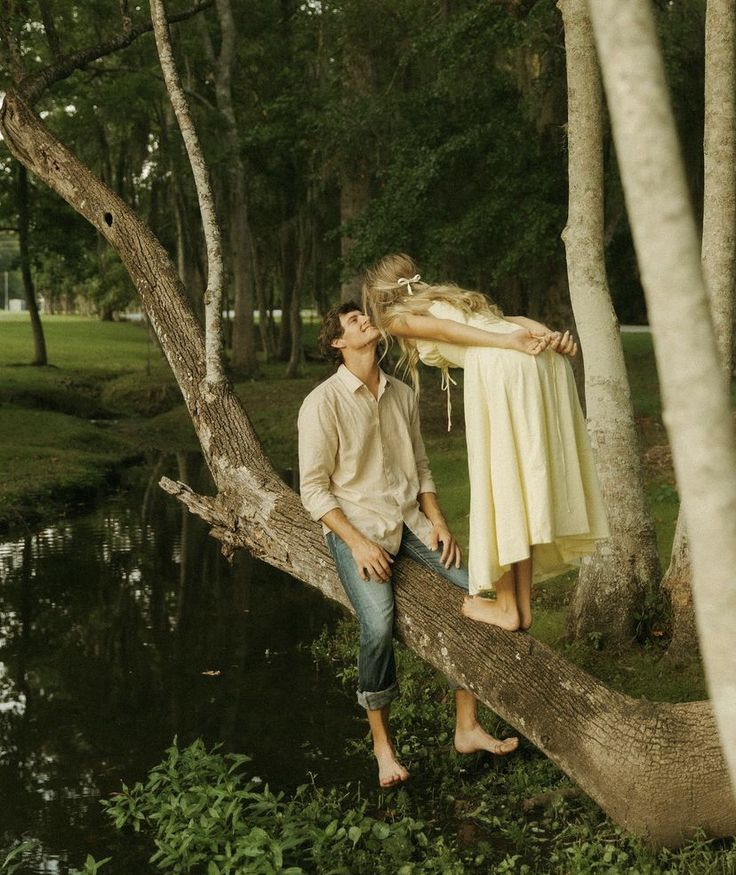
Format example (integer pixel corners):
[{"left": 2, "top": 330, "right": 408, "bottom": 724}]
[{"left": 343, "top": 530, "right": 368, "bottom": 551}]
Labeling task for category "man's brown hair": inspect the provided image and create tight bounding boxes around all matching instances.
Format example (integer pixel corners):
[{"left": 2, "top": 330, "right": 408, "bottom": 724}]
[{"left": 319, "top": 300, "right": 363, "bottom": 364}]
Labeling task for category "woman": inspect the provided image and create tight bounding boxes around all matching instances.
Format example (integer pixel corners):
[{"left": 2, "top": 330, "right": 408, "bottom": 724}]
[{"left": 362, "top": 254, "right": 609, "bottom": 631}]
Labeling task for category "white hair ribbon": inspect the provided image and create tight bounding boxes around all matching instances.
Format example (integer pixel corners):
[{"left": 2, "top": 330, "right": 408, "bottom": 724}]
[{"left": 397, "top": 274, "right": 421, "bottom": 296}]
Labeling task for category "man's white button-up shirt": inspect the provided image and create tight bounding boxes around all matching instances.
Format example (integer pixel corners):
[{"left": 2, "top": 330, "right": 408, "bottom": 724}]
[{"left": 298, "top": 364, "right": 436, "bottom": 554}]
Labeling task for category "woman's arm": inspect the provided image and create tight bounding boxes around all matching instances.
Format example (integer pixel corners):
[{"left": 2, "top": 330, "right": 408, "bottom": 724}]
[
  {"left": 388, "top": 313, "right": 549, "bottom": 356},
  {"left": 505, "top": 315, "right": 548, "bottom": 334}
]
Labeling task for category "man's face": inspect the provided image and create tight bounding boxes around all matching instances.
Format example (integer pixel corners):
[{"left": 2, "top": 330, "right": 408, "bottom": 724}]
[{"left": 332, "top": 310, "right": 381, "bottom": 353}]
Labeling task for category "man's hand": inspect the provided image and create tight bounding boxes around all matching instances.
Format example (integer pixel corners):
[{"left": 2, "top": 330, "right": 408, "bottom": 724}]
[
  {"left": 351, "top": 537, "right": 394, "bottom": 582},
  {"left": 430, "top": 522, "right": 462, "bottom": 569}
]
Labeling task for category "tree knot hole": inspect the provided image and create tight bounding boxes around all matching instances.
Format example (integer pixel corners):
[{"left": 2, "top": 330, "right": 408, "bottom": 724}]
[{"left": 104, "top": 211, "right": 113, "bottom": 227}]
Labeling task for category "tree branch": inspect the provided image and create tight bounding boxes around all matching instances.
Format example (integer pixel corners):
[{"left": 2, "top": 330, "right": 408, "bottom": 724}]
[{"left": 16, "top": 0, "right": 213, "bottom": 102}]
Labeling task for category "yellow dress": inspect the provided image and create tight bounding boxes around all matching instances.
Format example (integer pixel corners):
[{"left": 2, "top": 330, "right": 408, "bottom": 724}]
[{"left": 415, "top": 300, "right": 609, "bottom": 594}]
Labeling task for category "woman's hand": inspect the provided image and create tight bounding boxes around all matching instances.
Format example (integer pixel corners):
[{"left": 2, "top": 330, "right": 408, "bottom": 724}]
[
  {"left": 546, "top": 329, "right": 578, "bottom": 357},
  {"left": 504, "top": 317, "right": 577, "bottom": 357},
  {"left": 505, "top": 328, "right": 550, "bottom": 356}
]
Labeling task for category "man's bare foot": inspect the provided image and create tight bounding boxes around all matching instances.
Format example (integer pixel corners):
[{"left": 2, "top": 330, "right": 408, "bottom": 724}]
[
  {"left": 374, "top": 746, "right": 410, "bottom": 788},
  {"left": 454, "top": 724, "right": 519, "bottom": 757},
  {"left": 461, "top": 595, "right": 520, "bottom": 631}
]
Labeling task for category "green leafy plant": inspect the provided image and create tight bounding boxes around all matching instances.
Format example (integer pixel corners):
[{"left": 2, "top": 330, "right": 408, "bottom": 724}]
[{"left": 103, "top": 737, "right": 476, "bottom": 874}]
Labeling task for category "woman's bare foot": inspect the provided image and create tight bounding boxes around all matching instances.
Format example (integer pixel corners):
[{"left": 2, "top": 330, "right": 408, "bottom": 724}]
[
  {"left": 374, "top": 745, "right": 410, "bottom": 788},
  {"left": 519, "top": 608, "right": 533, "bottom": 632},
  {"left": 461, "top": 595, "right": 520, "bottom": 631},
  {"left": 454, "top": 724, "right": 519, "bottom": 757}
]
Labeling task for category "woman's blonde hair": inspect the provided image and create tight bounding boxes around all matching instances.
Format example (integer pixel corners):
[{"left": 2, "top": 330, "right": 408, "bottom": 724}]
[{"left": 362, "top": 253, "right": 502, "bottom": 391}]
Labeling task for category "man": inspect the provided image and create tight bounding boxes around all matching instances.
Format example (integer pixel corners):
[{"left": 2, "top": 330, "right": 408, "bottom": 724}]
[{"left": 298, "top": 301, "right": 518, "bottom": 787}]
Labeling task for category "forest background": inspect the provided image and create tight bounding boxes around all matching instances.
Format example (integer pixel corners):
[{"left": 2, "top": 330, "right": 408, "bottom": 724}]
[{"left": 0, "top": 0, "right": 707, "bottom": 349}]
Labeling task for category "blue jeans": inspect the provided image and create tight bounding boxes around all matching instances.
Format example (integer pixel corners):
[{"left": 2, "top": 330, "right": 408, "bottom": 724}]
[{"left": 326, "top": 526, "right": 470, "bottom": 711}]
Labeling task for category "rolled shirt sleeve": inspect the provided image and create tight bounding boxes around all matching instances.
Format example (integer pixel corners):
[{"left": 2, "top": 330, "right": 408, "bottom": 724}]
[{"left": 298, "top": 395, "right": 341, "bottom": 522}]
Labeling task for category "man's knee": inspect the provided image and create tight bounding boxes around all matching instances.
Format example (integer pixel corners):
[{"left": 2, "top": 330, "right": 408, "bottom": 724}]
[{"left": 360, "top": 611, "right": 394, "bottom": 652}]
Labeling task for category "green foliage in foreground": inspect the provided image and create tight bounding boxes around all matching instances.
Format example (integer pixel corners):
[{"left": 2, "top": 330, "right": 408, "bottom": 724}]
[
  {"left": 24, "top": 623, "right": 730, "bottom": 875},
  {"left": 101, "top": 739, "right": 469, "bottom": 875}
]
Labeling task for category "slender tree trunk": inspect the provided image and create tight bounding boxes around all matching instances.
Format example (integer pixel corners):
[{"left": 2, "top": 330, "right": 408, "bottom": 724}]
[
  {"left": 558, "top": 0, "right": 660, "bottom": 644},
  {"left": 701, "top": 0, "right": 736, "bottom": 370},
  {"left": 151, "top": 0, "right": 225, "bottom": 385},
  {"left": 339, "top": 172, "right": 370, "bottom": 302},
  {"left": 663, "top": 0, "right": 736, "bottom": 661},
  {"left": 3, "top": 42, "right": 736, "bottom": 844},
  {"left": 663, "top": 514, "right": 698, "bottom": 661},
  {"left": 277, "top": 275, "right": 293, "bottom": 361},
  {"left": 286, "top": 215, "right": 307, "bottom": 378},
  {"left": 206, "top": 0, "right": 258, "bottom": 376},
  {"left": 230, "top": 192, "right": 258, "bottom": 375},
  {"left": 17, "top": 165, "right": 47, "bottom": 366},
  {"left": 589, "top": 0, "right": 736, "bottom": 799},
  {"left": 161, "top": 100, "right": 204, "bottom": 313},
  {"left": 254, "top": 254, "right": 276, "bottom": 361},
  {"left": 339, "top": 36, "right": 372, "bottom": 303}
]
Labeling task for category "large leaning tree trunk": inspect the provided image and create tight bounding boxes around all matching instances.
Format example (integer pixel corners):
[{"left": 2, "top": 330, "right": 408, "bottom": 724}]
[
  {"left": 589, "top": 0, "right": 736, "bottom": 798},
  {"left": 1, "top": 25, "right": 735, "bottom": 849},
  {"left": 558, "top": 0, "right": 661, "bottom": 645},
  {"left": 662, "top": 0, "right": 736, "bottom": 662}
]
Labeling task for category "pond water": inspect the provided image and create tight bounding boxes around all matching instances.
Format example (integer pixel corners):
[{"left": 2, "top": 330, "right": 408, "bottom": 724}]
[{"left": 0, "top": 454, "right": 369, "bottom": 873}]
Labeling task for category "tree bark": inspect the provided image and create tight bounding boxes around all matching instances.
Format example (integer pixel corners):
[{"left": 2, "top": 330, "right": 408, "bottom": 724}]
[
  {"left": 3, "top": 82, "right": 736, "bottom": 846},
  {"left": 662, "top": 0, "right": 736, "bottom": 661},
  {"left": 589, "top": 0, "right": 736, "bottom": 800},
  {"left": 558, "top": 0, "right": 660, "bottom": 645},
  {"left": 662, "top": 514, "right": 698, "bottom": 662},
  {"left": 702, "top": 0, "right": 736, "bottom": 373},
  {"left": 205, "top": 0, "right": 258, "bottom": 377},
  {"left": 17, "top": 165, "right": 47, "bottom": 366},
  {"left": 151, "top": 0, "right": 225, "bottom": 385}
]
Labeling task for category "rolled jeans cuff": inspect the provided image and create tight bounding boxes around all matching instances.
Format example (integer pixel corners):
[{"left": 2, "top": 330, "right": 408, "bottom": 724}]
[{"left": 358, "top": 681, "right": 400, "bottom": 711}]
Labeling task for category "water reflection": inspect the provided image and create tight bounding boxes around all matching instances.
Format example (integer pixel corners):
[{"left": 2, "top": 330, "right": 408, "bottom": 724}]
[{"left": 0, "top": 454, "right": 366, "bottom": 873}]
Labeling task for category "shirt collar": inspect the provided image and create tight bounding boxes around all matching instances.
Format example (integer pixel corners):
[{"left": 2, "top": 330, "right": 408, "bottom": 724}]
[{"left": 337, "top": 363, "right": 390, "bottom": 396}]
